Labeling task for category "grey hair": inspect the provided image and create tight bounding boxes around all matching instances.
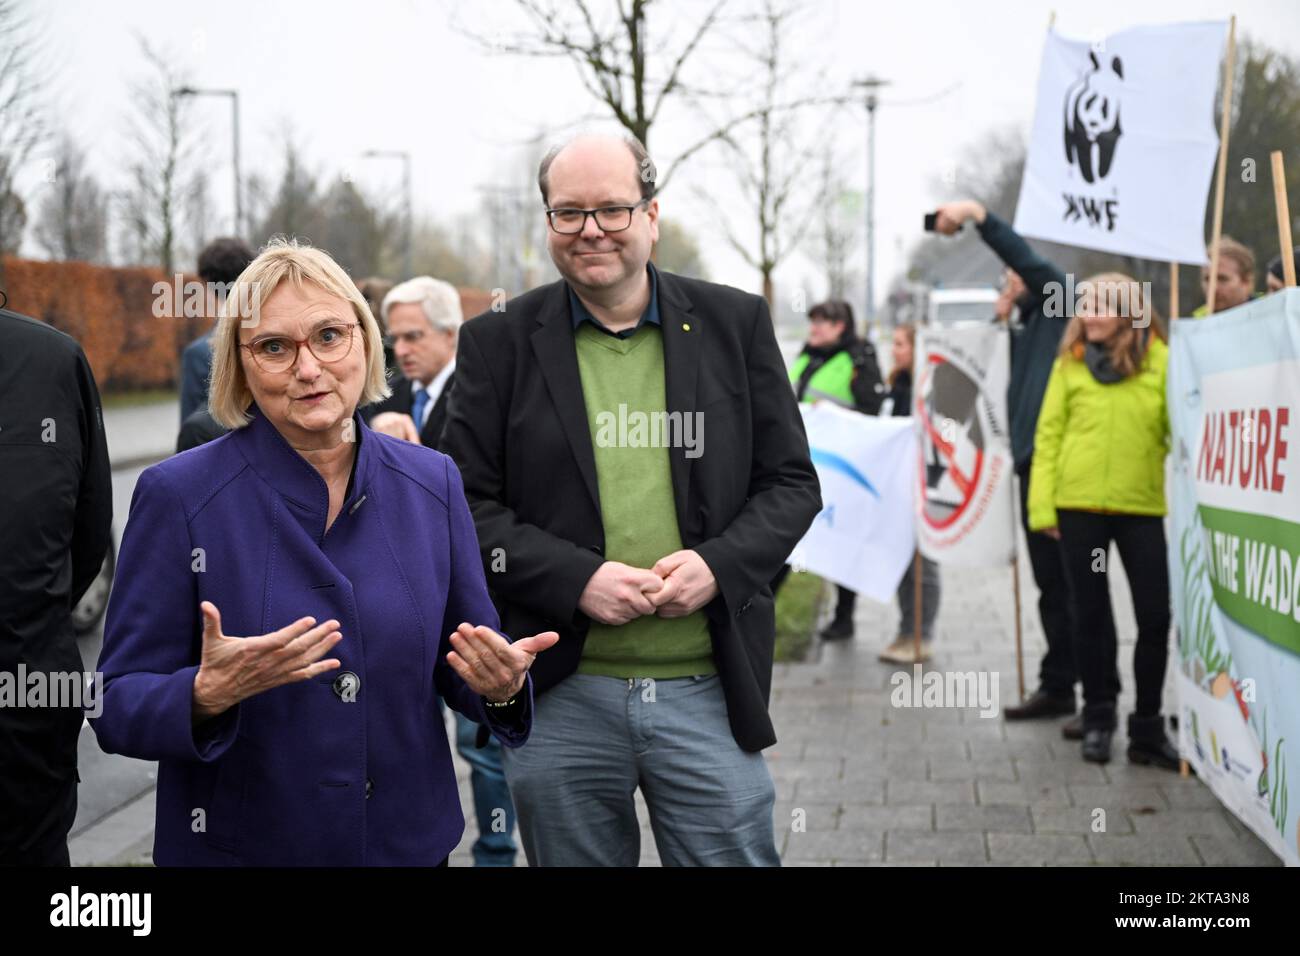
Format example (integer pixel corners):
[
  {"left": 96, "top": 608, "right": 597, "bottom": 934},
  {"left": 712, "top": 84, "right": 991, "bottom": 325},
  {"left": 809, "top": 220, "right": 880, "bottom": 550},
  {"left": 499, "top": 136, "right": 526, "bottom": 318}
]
[
  {"left": 380, "top": 276, "right": 463, "bottom": 334},
  {"left": 537, "top": 131, "right": 657, "bottom": 205}
]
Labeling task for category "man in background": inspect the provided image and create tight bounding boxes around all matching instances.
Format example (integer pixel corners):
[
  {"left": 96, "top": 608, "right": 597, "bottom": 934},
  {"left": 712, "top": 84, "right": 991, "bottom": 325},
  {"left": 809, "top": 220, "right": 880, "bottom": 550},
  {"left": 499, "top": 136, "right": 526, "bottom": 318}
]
[
  {"left": 175, "top": 238, "right": 255, "bottom": 452},
  {"left": 932, "top": 199, "right": 1080, "bottom": 727},
  {"left": 367, "top": 276, "right": 519, "bottom": 868}
]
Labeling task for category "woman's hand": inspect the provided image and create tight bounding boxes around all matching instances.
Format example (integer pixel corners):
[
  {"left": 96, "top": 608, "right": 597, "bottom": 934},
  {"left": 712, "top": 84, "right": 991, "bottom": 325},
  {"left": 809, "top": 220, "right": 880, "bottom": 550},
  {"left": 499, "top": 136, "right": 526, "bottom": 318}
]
[
  {"left": 192, "top": 602, "right": 343, "bottom": 723},
  {"left": 1040, "top": 526, "right": 1061, "bottom": 540},
  {"left": 446, "top": 623, "right": 559, "bottom": 703}
]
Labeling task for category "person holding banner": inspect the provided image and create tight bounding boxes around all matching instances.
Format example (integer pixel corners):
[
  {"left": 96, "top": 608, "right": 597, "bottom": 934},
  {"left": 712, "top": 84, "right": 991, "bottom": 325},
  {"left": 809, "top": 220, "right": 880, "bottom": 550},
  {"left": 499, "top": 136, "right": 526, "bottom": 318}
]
[
  {"left": 780, "top": 300, "right": 885, "bottom": 641},
  {"left": 1027, "top": 273, "right": 1179, "bottom": 770},
  {"left": 1194, "top": 236, "right": 1257, "bottom": 316},
  {"left": 879, "top": 323, "right": 941, "bottom": 663},
  {"left": 932, "top": 200, "right": 1077, "bottom": 722}
]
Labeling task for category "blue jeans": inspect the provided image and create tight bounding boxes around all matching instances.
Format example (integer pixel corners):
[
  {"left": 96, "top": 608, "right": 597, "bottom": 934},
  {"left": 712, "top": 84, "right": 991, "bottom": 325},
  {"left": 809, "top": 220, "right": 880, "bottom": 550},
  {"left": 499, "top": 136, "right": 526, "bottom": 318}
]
[
  {"left": 500, "top": 673, "right": 779, "bottom": 867},
  {"left": 451, "top": 710, "right": 518, "bottom": 867}
]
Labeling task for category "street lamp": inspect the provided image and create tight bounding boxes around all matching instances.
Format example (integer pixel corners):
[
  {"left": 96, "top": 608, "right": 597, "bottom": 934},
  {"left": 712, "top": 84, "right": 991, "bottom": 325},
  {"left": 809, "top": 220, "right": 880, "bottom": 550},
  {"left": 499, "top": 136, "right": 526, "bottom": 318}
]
[
  {"left": 173, "top": 87, "right": 241, "bottom": 238},
  {"left": 363, "top": 150, "right": 413, "bottom": 280},
  {"left": 853, "top": 75, "right": 890, "bottom": 332}
]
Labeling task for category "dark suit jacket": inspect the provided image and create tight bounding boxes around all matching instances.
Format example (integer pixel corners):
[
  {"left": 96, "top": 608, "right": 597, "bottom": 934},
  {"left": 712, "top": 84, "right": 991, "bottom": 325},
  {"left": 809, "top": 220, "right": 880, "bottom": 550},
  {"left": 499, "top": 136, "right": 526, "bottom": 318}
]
[
  {"left": 363, "top": 373, "right": 452, "bottom": 450},
  {"left": 1, "top": 308, "right": 113, "bottom": 860},
  {"left": 441, "top": 269, "right": 821, "bottom": 751}
]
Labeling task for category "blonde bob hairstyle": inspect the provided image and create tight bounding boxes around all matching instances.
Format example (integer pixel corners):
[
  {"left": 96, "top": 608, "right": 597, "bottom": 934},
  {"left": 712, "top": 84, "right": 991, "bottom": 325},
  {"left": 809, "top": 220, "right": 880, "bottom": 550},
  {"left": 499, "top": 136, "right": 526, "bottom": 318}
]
[{"left": 208, "top": 238, "right": 391, "bottom": 429}]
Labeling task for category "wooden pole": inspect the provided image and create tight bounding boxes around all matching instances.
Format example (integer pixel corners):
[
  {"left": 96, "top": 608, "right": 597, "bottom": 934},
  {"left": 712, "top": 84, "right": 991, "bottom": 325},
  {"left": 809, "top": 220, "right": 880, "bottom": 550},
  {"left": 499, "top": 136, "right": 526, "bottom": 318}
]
[
  {"left": 1169, "top": 262, "right": 1180, "bottom": 320},
  {"left": 1271, "top": 150, "right": 1297, "bottom": 287},
  {"left": 1011, "top": 554, "right": 1025, "bottom": 703},
  {"left": 912, "top": 549, "right": 923, "bottom": 663},
  {"left": 1205, "top": 16, "right": 1237, "bottom": 317}
]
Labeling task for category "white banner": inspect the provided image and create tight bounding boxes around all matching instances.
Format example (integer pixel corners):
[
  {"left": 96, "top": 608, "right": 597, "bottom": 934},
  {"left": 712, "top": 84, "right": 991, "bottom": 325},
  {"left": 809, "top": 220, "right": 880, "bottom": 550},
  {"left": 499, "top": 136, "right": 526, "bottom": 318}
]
[
  {"left": 1013, "top": 21, "right": 1228, "bottom": 264},
  {"left": 790, "top": 405, "right": 916, "bottom": 602},
  {"left": 914, "top": 324, "right": 1016, "bottom": 567}
]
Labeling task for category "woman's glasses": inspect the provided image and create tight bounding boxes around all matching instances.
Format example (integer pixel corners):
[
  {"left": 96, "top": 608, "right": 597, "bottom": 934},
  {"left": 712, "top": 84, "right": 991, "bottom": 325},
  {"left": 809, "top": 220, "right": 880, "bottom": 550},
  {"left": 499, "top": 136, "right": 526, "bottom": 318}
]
[{"left": 241, "top": 323, "right": 359, "bottom": 373}]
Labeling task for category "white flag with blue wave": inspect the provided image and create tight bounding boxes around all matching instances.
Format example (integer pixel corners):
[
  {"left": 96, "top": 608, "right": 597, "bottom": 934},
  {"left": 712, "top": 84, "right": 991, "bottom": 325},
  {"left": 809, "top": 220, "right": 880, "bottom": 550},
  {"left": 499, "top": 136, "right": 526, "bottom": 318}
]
[{"left": 789, "top": 404, "right": 918, "bottom": 602}]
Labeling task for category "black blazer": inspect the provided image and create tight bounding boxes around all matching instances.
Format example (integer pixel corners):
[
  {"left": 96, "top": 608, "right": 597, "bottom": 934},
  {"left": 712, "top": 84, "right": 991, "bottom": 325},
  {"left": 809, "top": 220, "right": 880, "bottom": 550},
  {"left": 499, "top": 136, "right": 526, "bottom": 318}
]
[
  {"left": 363, "top": 373, "right": 452, "bottom": 450},
  {"left": 441, "top": 270, "right": 821, "bottom": 751}
]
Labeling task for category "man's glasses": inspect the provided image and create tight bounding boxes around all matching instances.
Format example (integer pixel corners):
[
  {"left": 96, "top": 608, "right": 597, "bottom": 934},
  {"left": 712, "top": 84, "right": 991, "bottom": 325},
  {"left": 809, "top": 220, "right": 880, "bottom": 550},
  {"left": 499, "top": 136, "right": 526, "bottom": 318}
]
[
  {"left": 241, "top": 323, "right": 359, "bottom": 373},
  {"left": 545, "top": 200, "right": 649, "bottom": 235}
]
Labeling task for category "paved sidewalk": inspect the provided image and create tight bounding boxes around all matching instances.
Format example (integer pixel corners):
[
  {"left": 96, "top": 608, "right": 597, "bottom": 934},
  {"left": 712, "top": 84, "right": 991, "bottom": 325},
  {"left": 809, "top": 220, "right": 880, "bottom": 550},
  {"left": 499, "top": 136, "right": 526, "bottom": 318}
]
[{"left": 760, "top": 545, "right": 1277, "bottom": 867}]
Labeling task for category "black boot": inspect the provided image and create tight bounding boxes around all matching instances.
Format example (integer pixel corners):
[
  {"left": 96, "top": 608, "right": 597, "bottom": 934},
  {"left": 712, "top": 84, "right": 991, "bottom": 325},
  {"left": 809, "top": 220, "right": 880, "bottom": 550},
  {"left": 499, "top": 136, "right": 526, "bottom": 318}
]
[
  {"left": 820, "top": 588, "right": 856, "bottom": 641},
  {"left": 1127, "top": 714, "right": 1180, "bottom": 771},
  {"left": 1081, "top": 727, "right": 1113, "bottom": 763}
]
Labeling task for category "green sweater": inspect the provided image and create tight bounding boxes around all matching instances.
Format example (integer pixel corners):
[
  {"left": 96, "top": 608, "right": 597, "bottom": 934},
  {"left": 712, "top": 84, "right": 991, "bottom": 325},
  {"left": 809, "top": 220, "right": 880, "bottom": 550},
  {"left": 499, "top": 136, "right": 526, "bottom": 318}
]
[{"left": 573, "top": 322, "right": 715, "bottom": 678}]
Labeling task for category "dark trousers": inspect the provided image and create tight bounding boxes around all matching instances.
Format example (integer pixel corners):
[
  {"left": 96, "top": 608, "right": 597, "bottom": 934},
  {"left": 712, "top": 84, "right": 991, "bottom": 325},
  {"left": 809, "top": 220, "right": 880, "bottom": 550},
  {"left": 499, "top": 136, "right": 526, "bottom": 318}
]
[
  {"left": 1016, "top": 460, "right": 1077, "bottom": 697},
  {"left": 772, "top": 566, "right": 855, "bottom": 624},
  {"left": 1057, "top": 510, "right": 1171, "bottom": 730}
]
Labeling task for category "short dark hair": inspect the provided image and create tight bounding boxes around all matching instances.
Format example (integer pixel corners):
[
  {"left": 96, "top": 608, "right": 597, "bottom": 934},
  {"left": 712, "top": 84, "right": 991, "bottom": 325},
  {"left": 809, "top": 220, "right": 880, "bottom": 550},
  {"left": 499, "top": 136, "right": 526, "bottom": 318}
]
[
  {"left": 809, "top": 299, "right": 855, "bottom": 327},
  {"left": 1267, "top": 250, "right": 1300, "bottom": 282},
  {"left": 537, "top": 133, "right": 657, "bottom": 206},
  {"left": 197, "top": 237, "right": 255, "bottom": 285}
]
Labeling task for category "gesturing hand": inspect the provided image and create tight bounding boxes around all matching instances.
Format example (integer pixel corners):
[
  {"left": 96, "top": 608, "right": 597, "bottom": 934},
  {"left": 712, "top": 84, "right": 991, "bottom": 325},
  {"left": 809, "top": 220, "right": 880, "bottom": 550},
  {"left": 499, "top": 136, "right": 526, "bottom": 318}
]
[
  {"left": 446, "top": 623, "right": 559, "bottom": 702},
  {"left": 577, "top": 561, "right": 666, "bottom": 626},
  {"left": 192, "top": 602, "right": 344, "bottom": 723},
  {"left": 649, "top": 549, "right": 719, "bottom": 618}
]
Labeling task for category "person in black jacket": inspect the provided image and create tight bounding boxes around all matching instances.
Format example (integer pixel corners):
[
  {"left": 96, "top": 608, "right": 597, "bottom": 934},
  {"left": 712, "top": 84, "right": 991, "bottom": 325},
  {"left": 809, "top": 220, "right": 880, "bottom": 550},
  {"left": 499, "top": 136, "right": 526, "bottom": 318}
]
[
  {"left": 775, "top": 300, "right": 884, "bottom": 641},
  {"left": 441, "top": 132, "right": 820, "bottom": 866},
  {"left": 0, "top": 305, "right": 113, "bottom": 865},
  {"left": 933, "top": 200, "right": 1086, "bottom": 727}
]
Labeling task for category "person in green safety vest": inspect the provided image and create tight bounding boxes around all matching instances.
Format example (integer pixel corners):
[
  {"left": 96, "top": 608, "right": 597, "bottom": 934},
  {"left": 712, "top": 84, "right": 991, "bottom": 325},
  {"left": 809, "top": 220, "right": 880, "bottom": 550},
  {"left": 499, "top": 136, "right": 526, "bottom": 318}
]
[{"left": 776, "top": 300, "right": 884, "bottom": 641}]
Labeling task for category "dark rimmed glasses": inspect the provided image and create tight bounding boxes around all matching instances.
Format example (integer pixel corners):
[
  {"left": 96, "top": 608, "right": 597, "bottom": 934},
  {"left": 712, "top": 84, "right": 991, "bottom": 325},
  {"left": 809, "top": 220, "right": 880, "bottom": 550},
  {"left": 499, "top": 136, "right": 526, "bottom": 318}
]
[
  {"left": 545, "top": 199, "right": 649, "bottom": 235},
  {"left": 241, "top": 322, "right": 360, "bottom": 373}
]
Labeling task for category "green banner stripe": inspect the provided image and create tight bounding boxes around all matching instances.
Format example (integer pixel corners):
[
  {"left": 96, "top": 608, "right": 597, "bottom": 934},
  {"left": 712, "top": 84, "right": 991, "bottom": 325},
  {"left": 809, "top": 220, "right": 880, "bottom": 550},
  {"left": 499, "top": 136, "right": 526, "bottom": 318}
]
[{"left": 1197, "top": 504, "right": 1300, "bottom": 655}]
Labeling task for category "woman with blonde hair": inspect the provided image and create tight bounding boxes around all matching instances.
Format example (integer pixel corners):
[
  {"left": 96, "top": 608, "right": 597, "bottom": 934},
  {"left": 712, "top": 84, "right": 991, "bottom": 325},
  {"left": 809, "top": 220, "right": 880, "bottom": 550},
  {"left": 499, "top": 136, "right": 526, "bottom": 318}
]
[
  {"left": 1028, "top": 273, "right": 1176, "bottom": 768},
  {"left": 92, "top": 238, "right": 558, "bottom": 865}
]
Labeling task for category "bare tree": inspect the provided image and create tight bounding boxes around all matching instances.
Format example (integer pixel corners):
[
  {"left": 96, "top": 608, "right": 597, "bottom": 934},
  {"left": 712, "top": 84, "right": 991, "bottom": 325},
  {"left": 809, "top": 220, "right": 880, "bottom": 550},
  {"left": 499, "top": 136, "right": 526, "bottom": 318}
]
[
  {"left": 459, "top": 0, "right": 730, "bottom": 188},
  {"left": 696, "top": 0, "right": 828, "bottom": 304},
  {"left": 33, "top": 136, "right": 108, "bottom": 262},
  {"left": 0, "top": 0, "right": 44, "bottom": 253},
  {"left": 118, "top": 36, "right": 199, "bottom": 271},
  {"left": 251, "top": 134, "right": 322, "bottom": 243},
  {"left": 813, "top": 144, "right": 862, "bottom": 299}
]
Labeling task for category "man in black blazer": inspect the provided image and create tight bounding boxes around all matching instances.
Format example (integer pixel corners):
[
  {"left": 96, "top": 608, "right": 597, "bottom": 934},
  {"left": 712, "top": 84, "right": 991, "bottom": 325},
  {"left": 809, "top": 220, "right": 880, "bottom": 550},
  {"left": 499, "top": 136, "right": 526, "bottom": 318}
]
[
  {"left": 366, "top": 276, "right": 461, "bottom": 447},
  {"left": 441, "top": 132, "right": 820, "bottom": 866}
]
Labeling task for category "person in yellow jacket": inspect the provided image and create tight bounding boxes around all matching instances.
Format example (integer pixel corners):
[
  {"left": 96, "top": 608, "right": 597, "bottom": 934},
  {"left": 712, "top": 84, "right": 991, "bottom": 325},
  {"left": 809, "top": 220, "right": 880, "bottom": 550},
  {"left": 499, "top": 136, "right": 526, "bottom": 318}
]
[{"left": 1028, "top": 273, "right": 1178, "bottom": 770}]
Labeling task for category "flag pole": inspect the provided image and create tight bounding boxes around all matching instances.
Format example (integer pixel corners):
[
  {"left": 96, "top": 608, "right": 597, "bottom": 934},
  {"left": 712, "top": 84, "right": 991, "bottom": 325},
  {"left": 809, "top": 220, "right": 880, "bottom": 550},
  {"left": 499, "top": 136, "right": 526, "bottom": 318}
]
[
  {"left": 1205, "top": 15, "right": 1237, "bottom": 317},
  {"left": 1271, "top": 151, "right": 1297, "bottom": 287},
  {"left": 912, "top": 549, "right": 923, "bottom": 663}
]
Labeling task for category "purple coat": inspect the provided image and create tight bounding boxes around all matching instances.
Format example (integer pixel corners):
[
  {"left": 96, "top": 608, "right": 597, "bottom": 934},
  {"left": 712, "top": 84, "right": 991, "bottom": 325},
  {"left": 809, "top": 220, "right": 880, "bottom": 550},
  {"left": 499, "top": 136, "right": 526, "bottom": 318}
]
[{"left": 91, "top": 407, "right": 531, "bottom": 866}]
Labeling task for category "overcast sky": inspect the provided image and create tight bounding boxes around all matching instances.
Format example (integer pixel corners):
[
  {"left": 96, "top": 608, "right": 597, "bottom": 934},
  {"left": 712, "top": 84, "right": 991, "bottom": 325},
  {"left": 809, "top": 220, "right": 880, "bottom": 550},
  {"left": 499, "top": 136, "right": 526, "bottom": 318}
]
[{"left": 20, "top": 0, "right": 1300, "bottom": 308}]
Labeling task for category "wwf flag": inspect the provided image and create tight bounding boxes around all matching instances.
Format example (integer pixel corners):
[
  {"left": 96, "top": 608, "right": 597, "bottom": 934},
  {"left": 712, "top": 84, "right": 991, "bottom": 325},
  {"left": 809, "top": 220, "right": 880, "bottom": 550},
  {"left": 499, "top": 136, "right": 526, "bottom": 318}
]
[{"left": 1013, "top": 21, "right": 1229, "bottom": 265}]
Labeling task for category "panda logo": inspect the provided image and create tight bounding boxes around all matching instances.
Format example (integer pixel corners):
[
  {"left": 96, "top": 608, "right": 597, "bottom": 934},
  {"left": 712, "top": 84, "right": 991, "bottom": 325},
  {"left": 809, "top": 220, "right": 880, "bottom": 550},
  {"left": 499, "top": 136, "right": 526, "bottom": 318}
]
[{"left": 1063, "top": 50, "right": 1124, "bottom": 184}]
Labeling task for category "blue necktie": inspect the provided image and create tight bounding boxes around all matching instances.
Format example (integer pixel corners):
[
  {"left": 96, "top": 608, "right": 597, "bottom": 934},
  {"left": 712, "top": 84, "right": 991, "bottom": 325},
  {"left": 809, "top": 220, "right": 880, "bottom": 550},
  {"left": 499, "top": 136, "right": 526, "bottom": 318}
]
[{"left": 411, "top": 387, "right": 430, "bottom": 433}]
